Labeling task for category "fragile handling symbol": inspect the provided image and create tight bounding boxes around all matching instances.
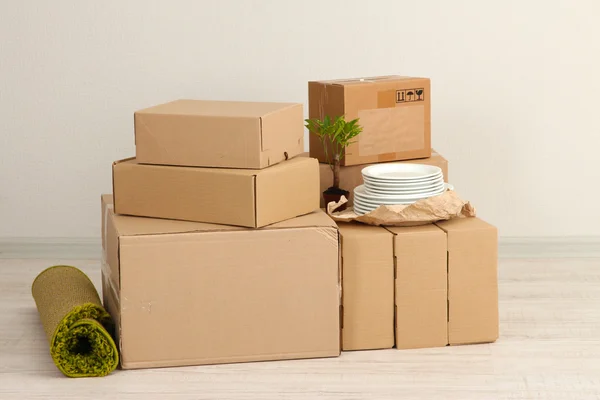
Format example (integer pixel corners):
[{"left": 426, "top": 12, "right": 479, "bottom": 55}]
[{"left": 396, "top": 88, "right": 425, "bottom": 103}]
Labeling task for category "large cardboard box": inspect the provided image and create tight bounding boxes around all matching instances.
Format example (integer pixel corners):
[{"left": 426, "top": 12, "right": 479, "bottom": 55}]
[
  {"left": 435, "top": 218, "right": 499, "bottom": 345},
  {"left": 335, "top": 218, "right": 498, "bottom": 351},
  {"left": 113, "top": 156, "right": 319, "bottom": 228},
  {"left": 338, "top": 223, "right": 394, "bottom": 350},
  {"left": 316, "top": 150, "right": 448, "bottom": 207},
  {"left": 309, "top": 76, "right": 431, "bottom": 166},
  {"left": 135, "top": 100, "right": 304, "bottom": 169},
  {"left": 101, "top": 195, "right": 341, "bottom": 369},
  {"left": 388, "top": 225, "right": 448, "bottom": 349}
]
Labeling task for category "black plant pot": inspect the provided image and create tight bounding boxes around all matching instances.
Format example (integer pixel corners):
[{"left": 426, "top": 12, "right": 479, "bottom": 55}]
[{"left": 323, "top": 187, "right": 350, "bottom": 212}]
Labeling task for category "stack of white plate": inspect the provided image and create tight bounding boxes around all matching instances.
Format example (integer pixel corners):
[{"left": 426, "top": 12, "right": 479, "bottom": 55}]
[{"left": 354, "top": 163, "right": 452, "bottom": 215}]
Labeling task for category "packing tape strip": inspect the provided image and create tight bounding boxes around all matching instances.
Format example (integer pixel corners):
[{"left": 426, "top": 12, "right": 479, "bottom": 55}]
[
  {"left": 103, "top": 203, "right": 113, "bottom": 260},
  {"left": 101, "top": 254, "right": 120, "bottom": 307},
  {"left": 101, "top": 203, "right": 120, "bottom": 304}
]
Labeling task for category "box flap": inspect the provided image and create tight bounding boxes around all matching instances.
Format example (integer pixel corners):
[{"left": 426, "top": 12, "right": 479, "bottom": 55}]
[
  {"left": 311, "top": 75, "right": 423, "bottom": 86},
  {"left": 255, "top": 157, "right": 320, "bottom": 227},
  {"left": 135, "top": 99, "right": 300, "bottom": 118},
  {"left": 435, "top": 217, "right": 496, "bottom": 236},
  {"left": 103, "top": 194, "right": 333, "bottom": 237}
]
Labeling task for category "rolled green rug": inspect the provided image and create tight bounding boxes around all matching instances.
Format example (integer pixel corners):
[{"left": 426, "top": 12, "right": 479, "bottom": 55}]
[{"left": 32, "top": 265, "right": 119, "bottom": 377}]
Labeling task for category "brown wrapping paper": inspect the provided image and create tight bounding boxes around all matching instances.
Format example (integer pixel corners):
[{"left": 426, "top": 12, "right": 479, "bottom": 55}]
[{"left": 327, "top": 190, "right": 476, "bottom": 227}]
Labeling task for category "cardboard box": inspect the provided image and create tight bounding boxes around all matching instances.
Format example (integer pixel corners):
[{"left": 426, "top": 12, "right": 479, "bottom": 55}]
[
  {"left": 338, "top": 223, "right": 394, "bottom": 350},
  {"left": 309, "top": 76, "right": 431, "bottom": 166},
  {"left": 334, "top": 218, "right": 498, "bottom": 351},
  {"left": 135, "top": 100, "right": 304, "bottom": 169},
  {"left": 101, "top": 195, "right": 341, "bottom": 369},
  {"left": 387, "top": 225, "right": 448, "bottom": 349},
  {"left": 313, "top": 150, "right": 448, "bottom": 208},
  {"left": 113, "top": 156, "right": 319, "bottom": 228},
  {"left": 435, "top": 218, "right": 499, "bottom": 345}
]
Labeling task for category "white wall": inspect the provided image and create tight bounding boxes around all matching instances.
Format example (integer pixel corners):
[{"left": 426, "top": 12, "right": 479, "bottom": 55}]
[{"left": 1, "top": 0, "right": 599, "bottom": 238}]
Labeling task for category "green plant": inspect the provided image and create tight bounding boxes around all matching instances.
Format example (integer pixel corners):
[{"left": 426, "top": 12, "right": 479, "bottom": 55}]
[{"left": 305, "top": 116, "right": 362, "bottom": 190}]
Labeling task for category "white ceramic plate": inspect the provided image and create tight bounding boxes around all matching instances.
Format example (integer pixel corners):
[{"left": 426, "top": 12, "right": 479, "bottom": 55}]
[
  {"left": 363, "top": 175, "right": 444, "bottom": 189},
  {"left": 355, "top": 184, "right": 449, "bottom": 202},
  {"left": 364, "top": 181, "right": 446, "bottom": 195},
  {"left": 362, "top": 163, "right": 442, "bottom": 181}
]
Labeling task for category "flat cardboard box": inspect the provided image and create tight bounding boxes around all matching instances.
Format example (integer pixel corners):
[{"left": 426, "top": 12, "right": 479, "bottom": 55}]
[
  {"left": 309, "top": 76, "right": 431, "bottom": 166},
  {"left": 315, "top": 150, "right": 448, "bottom": 207},
  {"left": 435, "top": 218, "right": 499, "bottom": 345},
  {"left": 387, "top": 225, "right": 448, "bottom": 349},
  {"left": 112, "top": 156, "right": 319, "bottom": 228},
  {"left": 101, "top": 195, "right": 341, "bottom": 369},
  {"left": 135, "top": 100, "right": 304, "bottom": 169},
  {"left": 338, "top": 223, "right": 394, "bottom": 350}
]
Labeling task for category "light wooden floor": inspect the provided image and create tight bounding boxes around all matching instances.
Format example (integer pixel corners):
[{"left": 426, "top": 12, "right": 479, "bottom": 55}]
[{"left": 1, "top": 258, "right": 600, "bottom": 399}]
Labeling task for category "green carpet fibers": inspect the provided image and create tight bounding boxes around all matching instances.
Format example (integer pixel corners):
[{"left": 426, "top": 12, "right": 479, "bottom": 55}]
[{"left": 32, "top": 265, "right": 119, "bottom": 377}]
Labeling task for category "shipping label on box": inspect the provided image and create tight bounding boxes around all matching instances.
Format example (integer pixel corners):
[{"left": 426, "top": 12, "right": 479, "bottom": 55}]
[
  {"left": 309, "top": 76, "right": 431, "bottom": 166},
  {"left": 135, "top": 100, "right": 305, "bottom": 169},
  {"left": 101, "top": 195, "right": 341, "bottom": 369}
]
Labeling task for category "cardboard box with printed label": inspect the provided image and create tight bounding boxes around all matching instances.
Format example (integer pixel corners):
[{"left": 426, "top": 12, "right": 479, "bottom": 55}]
[
  {"left": 314, "top": 150, "right": 448, "bottom": 207},
  {"left": 336, "top": 218, "right": 498, "bottom": 351},
  {"left": 101, "top": 195, "right": 341, "bottom": 369},
  {"left": 112, "top": 156, "right": 319, "bottom": 228},
  {"left": 134, "top": 100, "right": 305, "bottom": 169},
  {"left": 309, "top": 76, "right": 431, "bottom": 166}
]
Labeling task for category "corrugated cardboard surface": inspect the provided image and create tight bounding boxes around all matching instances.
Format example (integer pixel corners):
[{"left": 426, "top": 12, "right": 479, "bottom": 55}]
[
  {"left": 135, "top": 99, "right": 304, "bottom": 169},
  {"left": 387, "top": 224, "right": 448, "bottom": 349},
  {"left": 309, "top": 76, "right": 431, "bottom": 166},
  {"left": 311, "top": 150, "right": 448, "bottom": 207},
  {"left": 436, "top": 218, "right": 499, "bottom": 345},
  {"left": 101, "top": 196, "right": 340, "bottom": 369},
  {"left": 338, "top": 223, "right": 394, "bottom": 350},
  {"left": 113, "top": 156, "right": 319, "bottom": 228}
]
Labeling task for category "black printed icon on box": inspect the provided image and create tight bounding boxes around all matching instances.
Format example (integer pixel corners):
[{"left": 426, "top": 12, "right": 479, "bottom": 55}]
[
  {"left": 415, "top": 88, "right": 424, "bottom": 101},
  {"left": 396, "top": 88, "right": 425, "bottom": 103},
  {"left": 396, "top": 90, "right": 405, "bottom": 103}
]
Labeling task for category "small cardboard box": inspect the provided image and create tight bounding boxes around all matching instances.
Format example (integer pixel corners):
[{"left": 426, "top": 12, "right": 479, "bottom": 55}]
[
  {"left": 338, "top": 223, "right": 394, "bottom": 351},
  {"left": 309, "top": 76, "right": 431, "bottom": 166},
  {"left": 113, "top": 156, "right": 319, "bottom": 228},
  {"left": 101, "top": 195, "right": 341, "bottom": 369},
  {"left": 335, "top": 218, "right": 498, "bottom": 351},
  {"left": 316, "top": 150, "right": 448, "bottom": 207},
  {"left": 435, "top": 218, "right": 499, "bottom": 345},
  {"left": 135, "top": 100, "right": 305, "bottom": 169}
]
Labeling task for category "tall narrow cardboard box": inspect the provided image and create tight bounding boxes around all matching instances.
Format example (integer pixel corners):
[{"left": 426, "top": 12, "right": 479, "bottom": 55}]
[
  {"left": 388, "top": 225, "right": 448, "bottom": 349},
  {"left": 338, "top": 223, "right": 394, "bottom": 350},
  {"left": 435, "top": 218, "right": 499, "bottom": 345}
]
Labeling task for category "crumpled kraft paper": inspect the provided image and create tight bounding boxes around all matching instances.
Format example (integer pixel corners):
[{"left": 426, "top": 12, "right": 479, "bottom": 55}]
[{"left": 327, "top": 190, "right": 476, "bottom": 227}]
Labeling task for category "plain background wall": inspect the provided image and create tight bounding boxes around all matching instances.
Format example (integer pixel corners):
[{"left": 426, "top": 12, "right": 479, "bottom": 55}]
[{"left": 1, "top": 0, "right": 599, "bottom": 239}]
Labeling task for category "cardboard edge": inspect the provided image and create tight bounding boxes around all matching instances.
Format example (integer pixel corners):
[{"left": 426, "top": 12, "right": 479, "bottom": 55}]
[{"left": 121, "top": 350, "right": 341, "bottom": 370}]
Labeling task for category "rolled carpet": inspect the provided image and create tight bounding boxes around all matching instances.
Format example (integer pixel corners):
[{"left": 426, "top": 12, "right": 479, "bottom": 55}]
[{"left": 32, "top": 265, "right": 119, "bottom": 377}]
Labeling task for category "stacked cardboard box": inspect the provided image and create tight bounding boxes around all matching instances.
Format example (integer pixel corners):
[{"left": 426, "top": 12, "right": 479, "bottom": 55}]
[
  {"left": 100, "top": 77, "right": 499, "bottom": 370},
  {"left": 308, "top": 76, "right": 499, "bottom": 350},
  {"left": 103, "top": 100, "right": 341, "bottom": 369}
]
